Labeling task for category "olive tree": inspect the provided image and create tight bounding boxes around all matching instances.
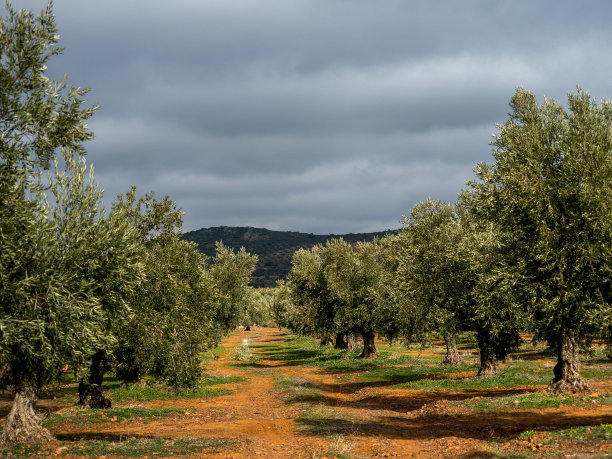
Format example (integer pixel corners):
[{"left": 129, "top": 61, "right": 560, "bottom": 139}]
[
  {"left": 0, "top": 1, "right": 117, "bottom": 445},
  {"left": 393, "top": 199, "right": 468, "bottom": 366},
  {"left": 286, "top": 246, "right": 329, "bottom": 339},
  {"left": 322, "top": 239, "right": 388, "bottom": 358},
  {"left": 455, "top": 204, "right": 526, "bottom": 376},
  {"left": 113, "top": 189, "right": 218, "bottom": 389},
  {"left": 468, "top": 88, "right": 612, "bottom": 392},
  {"left": 209, "top": 242, "right": 258, "bottom": 334}
]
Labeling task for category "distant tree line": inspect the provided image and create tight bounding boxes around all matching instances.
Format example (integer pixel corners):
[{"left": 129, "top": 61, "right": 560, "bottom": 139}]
[{"left": 182, "top": 226, "right": 393, "bottom": 287}]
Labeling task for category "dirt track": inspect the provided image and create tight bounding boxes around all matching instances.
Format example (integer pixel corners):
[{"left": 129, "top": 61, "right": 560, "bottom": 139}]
[{"left": 51, "top": 328, "right": 612, "bottom": 457}]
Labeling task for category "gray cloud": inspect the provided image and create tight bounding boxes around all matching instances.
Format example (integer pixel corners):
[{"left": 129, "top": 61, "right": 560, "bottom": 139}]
[{"left": 9, "top": 0, "right": 612, "bottom": 233}]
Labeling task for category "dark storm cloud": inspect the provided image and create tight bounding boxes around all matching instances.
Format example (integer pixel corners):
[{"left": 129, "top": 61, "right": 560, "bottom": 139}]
[{"left": 9, "top": 0, "right": 612, "bottom": 233}]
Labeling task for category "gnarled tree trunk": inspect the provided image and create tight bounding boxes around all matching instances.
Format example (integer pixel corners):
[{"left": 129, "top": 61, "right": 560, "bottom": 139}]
[
  {"left": 477, "top": 348, "right": 500, "bottom": 377},
  {"left": 334, "top": 333, "right": 348, "bottom": 349},
  {"left": 441, "top": 336, "right": 465, "bottom": 366},
  {"left": 360, "top": 331, "right": 379, "bottom": 359},
  {"left": 347, "top": 334, "right": 361, "bottom": 353},
  {"left": 547, "top": 336, "right": 592, "bottom": 394},
  {"left": 0, "top": 387, "right": 53, "bottom": 447},
  {"left": 77, "top": 381, "right": 111, "bottom": 409},
  {"left": 77, "top": 351, "right": 111, "bottom": 409}
]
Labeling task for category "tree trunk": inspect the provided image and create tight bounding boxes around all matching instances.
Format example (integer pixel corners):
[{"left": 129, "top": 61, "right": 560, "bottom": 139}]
[
  {"left": 89, "top": 350, "right": 104, "bottom": 387},
  {"left": 477, "top": 349, "right": 500, "bottom": 377},
  {"left": 0, "top": 387, "right": 54, "bottom": 447},
  {"left": 441, "top": 336, "right": 465, "bottom": 366},
  {"left": 244, "top": 325, "right": 251, "bottom": 331},
  {"left": 547, "top": 336, "right": 592, "bottom": 394},
  {"left": 77, "top": 381, "right": 111, "bottom": 409},
  {"left": 334, "top": 333, "right": 348, "bottom": 349},
  {"left": 360, "top": 331, "right": 379, "bottom": 359},
  {"left": 347, "top": 334, "right": 361, "bottom": 353},
  {"left": 77, "top": 351, "right": 111, "bottom": 409}
]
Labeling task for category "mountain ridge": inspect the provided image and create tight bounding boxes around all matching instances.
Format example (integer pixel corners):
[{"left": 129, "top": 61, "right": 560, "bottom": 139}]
[{"left": 182, "top": 226, "right": 397, "bottom": 287}]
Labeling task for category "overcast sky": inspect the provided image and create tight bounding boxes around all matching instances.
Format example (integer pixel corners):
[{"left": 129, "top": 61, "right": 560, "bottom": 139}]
[{"left": 10, "top": 1, "right": 612, "bottom": 233}]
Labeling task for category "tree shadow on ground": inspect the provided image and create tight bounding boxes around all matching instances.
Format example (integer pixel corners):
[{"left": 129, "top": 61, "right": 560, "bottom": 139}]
[
  {"left": 296, "top": 409, "right": 612, "bottom": 442},
  {"left": 286, "top": 382, "right": 539, "bottom": 414},
  {"left": 252, "top": 346, "right": 343, "bottom": 367}
]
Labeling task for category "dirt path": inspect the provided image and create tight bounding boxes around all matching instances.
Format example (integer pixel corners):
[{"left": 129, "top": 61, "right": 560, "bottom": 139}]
[{"left": 52, "top": 327, "right": 612, "bottom": 458}]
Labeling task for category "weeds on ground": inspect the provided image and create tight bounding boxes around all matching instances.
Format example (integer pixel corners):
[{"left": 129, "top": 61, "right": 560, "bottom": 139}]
[
  {"left": 455, "top": 391, "right": 612, "bottom": 413},
  {"left": 232, "top": 340, "right": 261, "bottom": 365},
  {"left": 43, "top": 406, "right": 188, "bottom": 426},
  {"left": 297, "top": 405, "right": 357, "bottom": 436},
  {"left": 51, "top": 374, "right": 242, "bottom": 404},
  {"left": 102, "top": 382, "right": 233, "bottom": 402},
  {"left": 275, "top": 375, "right": 322, "bottom": 404},
  {"left": 493, "top": 424, "right": 612, "bottom": 457},
  {"left": 1, "top": 437, "right": 241, "bottom": 457},
  {"left": 326, "top": 434, "right": 355, "bottom": 458}
]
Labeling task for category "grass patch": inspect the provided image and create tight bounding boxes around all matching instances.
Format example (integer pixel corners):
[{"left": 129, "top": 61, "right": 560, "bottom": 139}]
[
  {"left": 1, "top": 437, "right": 241, "bottom": 458},
  {"left": 275, "top": 375, "right": 322, "bottom": 404},
  {"left": 1, "top": 443, "right": 43, "bottom": 456},
  {"left": 297, "top": 406, "right": 355, "bottom": 436},
  {"left": 43, "top": 406, "right": 187, "bottom": 426},
  {"left": 325, "top": 434, "right": 355, "bottom": 458},
  {"left": 362, "top": 360, "right": 553, "bottom": 391},
  {"left": 550, "top": 423, "right": 612, "bottom": 441},
  {"left": 60, "top": 437, "right": 237, "bottom": 457},
  {"left": 255, "top": 334, "right": 475, "bottom": 373},
  {"left": 51, "top": 373, "right": 243, "bottom": 404},
  {"left": 457, "top": 391, "right": 612, "bottom": 413},
  {"left": 107, "top": 383, "right": 231, "bottom": 402}
]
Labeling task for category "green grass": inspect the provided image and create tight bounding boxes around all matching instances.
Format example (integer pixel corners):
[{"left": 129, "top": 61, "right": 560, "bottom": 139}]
[
  {"left": 296, "top": 406, "right": 354, "bottom": 436},
  {"left": 517, "top": 430, "right": 538, "bottom": 440},
  {"left": 256, "top": 333, "right": 611, "bottom": 395},
  {"left": 550, "top": 423, "right": 612, "bottom": 441},
  {"left": 254, "top": 334, "right": 478, "bottom": 373},
  {"left": 108, "top": 383, "right": 232, "bottom": 402},
  {"left": 274, "top": 375, "right": 322, "bottom": 404},
  {"left": 43, "top": 406, "right": 188, "bottom": 426},
  {"left": 51, "top": 437, "right": 237, "bottom": 457},
  {"left": 456, "top": 391, "right": 612, "bottom": 413},
  {"left": 52, "top": 374, "right": 244, "bottom": 404}
]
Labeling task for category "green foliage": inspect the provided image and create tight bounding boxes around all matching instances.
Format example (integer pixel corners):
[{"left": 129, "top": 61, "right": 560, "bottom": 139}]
[
  {"left": 286, "top": 238, "right": 391, "bottom": 356},
  {"left": 324, "top": 239, "right": 388, "bottom": 340},
  {"left": 455, "top": 208, "right": 526, "bottom": 364},
  {"left": 468, "top": 87, "right": 612, "bottom": 351},
  {"left": 209, "top": 242, "right": 258, "bottom": 333},
  {"left": 0, "top": 1, "right": 96, "bottom": 171},
  {"left": 270, "top": 281, "right": 296, "bottom": 329},
  {"left": 183, "top": 226, "right": 393, "bottom": 287},
  {"left": 391, "top": 199, "right": 469, "bottom": 346},
  {"left": 287, "top": 245, "right": 331, "bottom": 337},
  {"left": 242, "top": 288, "right": 272, "bottom": 327},
  {"left": 0, "top": 151, "right": 141, "bottom": 393},
  {"left": 114, "top": 191, "right": 218, "bottom": 389},
  {"left": 0, "top": 2, "right": 111, "bottom": 394}
]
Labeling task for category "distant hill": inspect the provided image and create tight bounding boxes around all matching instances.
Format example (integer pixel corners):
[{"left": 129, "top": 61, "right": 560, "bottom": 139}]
[{"left": 182, "top": 226, "right": 396, "bottom": 287}]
